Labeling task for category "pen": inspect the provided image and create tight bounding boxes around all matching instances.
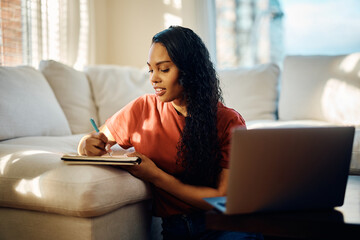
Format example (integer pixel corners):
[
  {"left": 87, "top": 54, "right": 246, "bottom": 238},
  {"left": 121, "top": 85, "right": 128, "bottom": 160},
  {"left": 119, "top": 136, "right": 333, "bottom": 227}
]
[
  {"left": 90, "top": 118, "right": 99, "bottom": 132},
  {"left": 90, "top": 118, "right": 112, "bottom": 156}
]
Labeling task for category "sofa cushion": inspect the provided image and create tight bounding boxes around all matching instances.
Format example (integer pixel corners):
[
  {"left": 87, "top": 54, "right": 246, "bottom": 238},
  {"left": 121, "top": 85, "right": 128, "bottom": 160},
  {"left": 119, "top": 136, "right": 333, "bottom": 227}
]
[
  {"left": 246, "top": 119, "right": 335, "bottom": 129},
  {"left": 39, "top": 60, "right": 99, "bottom": 134},
  {"left": 85, "top": 65, "right": 153, "bottom": 125},
  {"left": 0, "top": 66, "right": 71, "bottom": 140},
  {"left": 218, "top": 63, "right": 280, "bottom": 121},
  {"left": 279, "top": 53, "right": 360, "bottom": 126},
  {"left": 0, "top": 135, "right": 151, "bottom": 217}
]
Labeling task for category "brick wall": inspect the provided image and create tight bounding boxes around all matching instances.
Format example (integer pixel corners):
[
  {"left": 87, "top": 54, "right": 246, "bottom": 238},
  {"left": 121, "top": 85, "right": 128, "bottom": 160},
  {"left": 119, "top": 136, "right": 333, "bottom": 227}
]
[{"left": 0, "top": 0, "right": 23, "bottom": 66}]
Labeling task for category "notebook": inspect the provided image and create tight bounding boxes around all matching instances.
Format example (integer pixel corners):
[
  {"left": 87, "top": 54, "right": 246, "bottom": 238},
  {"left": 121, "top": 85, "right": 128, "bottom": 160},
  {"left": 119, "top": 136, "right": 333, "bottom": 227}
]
[
  {"left": 61, "top": 154, "right": 141, "bottom": 165},
  {"left": 204, "top": 126, "right": 355, "bottom": 215}
]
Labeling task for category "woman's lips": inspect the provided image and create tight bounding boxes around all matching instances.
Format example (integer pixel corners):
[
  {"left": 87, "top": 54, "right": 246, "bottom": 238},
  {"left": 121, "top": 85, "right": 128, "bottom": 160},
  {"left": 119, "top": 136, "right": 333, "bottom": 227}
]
[{"left": 154, "top": 87, "right": 166, "bottom": 96}]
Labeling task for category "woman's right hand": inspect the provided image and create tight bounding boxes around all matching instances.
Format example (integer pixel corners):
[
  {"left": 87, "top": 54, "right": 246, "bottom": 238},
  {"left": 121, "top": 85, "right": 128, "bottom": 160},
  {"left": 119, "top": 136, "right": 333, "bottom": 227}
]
[
  {"left": 77, "top": 124, "right": 117, "bottom": 156},
  {"left": 78, "top": 132, "right": 116, "bottom": 156}
]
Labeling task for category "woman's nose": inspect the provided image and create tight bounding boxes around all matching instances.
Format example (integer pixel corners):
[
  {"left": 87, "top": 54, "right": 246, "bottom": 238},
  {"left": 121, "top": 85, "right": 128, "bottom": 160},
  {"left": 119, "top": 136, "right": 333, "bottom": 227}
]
[{"left": 150, "top": 71, "right": 160, "bottom": 84}]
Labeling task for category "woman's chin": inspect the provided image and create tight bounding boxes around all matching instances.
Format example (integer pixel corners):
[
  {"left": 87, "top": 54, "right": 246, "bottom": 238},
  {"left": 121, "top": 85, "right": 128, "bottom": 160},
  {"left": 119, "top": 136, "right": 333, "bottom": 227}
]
[{"left": 156, "top": 95, "right": 170, "bottom": 102}]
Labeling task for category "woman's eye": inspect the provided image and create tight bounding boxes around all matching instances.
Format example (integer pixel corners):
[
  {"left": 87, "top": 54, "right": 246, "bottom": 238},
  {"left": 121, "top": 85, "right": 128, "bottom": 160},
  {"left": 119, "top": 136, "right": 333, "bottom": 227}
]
[
  {"left": 148, "top": 69, "right": 153, "bottom": 73},
  {"left": 161, "top": 69, "right": 169, "bottom": 73}
]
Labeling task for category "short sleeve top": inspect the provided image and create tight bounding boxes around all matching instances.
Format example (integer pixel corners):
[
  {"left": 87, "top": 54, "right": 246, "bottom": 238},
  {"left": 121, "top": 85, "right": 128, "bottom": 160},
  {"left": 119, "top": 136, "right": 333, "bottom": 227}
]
[{"left": 106, "top": 94, "right": 246, "bottom": 216}]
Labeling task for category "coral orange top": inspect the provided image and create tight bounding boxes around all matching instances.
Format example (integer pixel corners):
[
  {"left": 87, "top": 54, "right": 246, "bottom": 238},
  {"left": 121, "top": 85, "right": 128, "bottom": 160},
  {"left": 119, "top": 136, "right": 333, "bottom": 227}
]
[{"left": 106, "top": 94, "right": 245, "bottom": 217}]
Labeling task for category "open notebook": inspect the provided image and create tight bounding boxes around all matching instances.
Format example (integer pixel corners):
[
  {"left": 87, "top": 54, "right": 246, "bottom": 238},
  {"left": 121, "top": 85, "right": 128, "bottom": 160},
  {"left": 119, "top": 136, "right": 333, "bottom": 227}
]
[
  {"left": 204, "top": 126, "right": 355, "bottom": 214},
  {"left": 61, "top": 154, "right": 141, "bottom": 165}
]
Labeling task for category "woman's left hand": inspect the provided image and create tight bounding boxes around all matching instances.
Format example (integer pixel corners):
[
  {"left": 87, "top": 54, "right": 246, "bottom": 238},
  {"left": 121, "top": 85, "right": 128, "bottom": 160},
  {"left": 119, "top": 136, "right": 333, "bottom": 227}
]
[
  {"left": 122, "top": 152, "right": 229, "bottom": 211},
  {"left": 121, "top": 152, "right": 161, "bottom": 183}
]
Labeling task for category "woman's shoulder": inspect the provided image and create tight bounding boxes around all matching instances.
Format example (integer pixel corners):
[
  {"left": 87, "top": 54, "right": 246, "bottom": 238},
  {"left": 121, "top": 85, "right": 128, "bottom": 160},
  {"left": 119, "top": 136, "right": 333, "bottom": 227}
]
[
  {"left": 130, "top": 94, "right": 172, "bottom": 113},
  {"left": 134, "top": 94, "right": 157, "bottom": 103},
  {"left": 119, "top": 94, "right": 158, "bottom": 115},
  {"left": 217, "top": 102, "right": 241, "bottom": 117},
  {"left": 217, "top": 102, "right": 246, "bottom": 126},
  {"left": 129, "top": 94, "right": 159, "bottom": 107}
]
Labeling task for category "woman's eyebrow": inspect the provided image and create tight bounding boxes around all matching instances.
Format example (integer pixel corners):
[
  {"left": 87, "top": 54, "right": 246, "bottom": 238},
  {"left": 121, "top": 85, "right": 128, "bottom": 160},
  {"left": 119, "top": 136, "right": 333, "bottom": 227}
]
[{"left": 147, "top": 60, "right": 171, "bottom": 66}]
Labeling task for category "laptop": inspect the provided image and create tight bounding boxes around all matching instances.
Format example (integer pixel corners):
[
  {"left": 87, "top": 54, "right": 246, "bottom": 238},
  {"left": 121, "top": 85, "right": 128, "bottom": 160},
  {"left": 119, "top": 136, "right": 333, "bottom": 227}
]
[{"left": 204, "top": 126, "right": 355, "bottom": 214}]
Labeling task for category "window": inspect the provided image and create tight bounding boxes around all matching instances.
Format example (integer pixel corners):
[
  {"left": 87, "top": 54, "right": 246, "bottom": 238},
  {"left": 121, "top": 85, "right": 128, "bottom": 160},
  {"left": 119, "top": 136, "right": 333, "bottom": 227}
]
[
  {"left": 215, "top": 0, "right": 360, "bottom": 69},
  {"left": 215, "top": 0, "right": 283, "bottom": 69},
  {"left": 280, "top": 0, "right": 360, "bottom": 55},
  {"left": 0, "top": 0, "right": 89, "bottom": 68}
]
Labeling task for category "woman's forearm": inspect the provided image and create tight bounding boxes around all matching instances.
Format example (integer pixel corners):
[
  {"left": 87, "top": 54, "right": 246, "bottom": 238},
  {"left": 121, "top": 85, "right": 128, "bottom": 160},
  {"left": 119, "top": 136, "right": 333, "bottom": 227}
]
[{"left": 151, "top": 168, "right": 228, "bottom": 210}]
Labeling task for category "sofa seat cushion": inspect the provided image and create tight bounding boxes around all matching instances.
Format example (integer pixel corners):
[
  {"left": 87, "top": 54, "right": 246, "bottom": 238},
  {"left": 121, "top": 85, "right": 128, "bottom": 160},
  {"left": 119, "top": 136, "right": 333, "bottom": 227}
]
[
  {"left": 0, "top": 135, "right": 151, "bottom": 217},
  {"left": 247, "top": 120, "right": 360, "bottom": 174}
]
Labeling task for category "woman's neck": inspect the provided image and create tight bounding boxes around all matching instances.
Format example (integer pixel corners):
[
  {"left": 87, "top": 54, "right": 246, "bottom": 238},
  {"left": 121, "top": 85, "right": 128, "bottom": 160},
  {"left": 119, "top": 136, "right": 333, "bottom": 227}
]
[{"left": 171, "top": 100, "right": 187, "bottom": 117}]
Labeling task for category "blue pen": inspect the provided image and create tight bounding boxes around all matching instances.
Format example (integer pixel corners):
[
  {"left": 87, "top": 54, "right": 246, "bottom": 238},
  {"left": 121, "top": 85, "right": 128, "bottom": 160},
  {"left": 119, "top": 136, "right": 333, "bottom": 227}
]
[{"left": 90, "top": 118, "right": 99, "bottom": 132}]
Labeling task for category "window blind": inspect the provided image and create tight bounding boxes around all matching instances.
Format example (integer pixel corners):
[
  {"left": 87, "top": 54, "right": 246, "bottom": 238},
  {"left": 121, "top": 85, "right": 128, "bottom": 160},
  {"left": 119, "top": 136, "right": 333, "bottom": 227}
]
[
  {"left": 215, "top": 0, "right": 283, "bottom": 68},
  {"left": 0, "top": 0, "right": 89, "bottom": 68}
]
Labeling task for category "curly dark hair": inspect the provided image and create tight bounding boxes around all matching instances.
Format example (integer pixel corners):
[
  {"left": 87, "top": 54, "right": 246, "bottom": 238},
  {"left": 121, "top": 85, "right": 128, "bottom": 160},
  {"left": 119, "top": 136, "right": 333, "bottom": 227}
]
[{"left": 152, "top": 26, "right": 223, "bottom": 188}]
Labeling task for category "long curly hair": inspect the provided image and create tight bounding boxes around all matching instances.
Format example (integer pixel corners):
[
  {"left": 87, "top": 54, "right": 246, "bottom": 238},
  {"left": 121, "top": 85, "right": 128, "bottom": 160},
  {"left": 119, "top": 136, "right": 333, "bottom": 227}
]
[{"left": 152, "top": 26, "right": 223, "bottom": 188}]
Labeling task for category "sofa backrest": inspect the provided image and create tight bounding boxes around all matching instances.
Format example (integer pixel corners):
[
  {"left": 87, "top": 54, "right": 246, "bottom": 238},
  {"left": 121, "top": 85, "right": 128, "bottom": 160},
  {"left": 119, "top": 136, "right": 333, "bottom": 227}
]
[
  {"left": 2, "top": 53, "right": 358, "bottom": 140},
  {"left": 279, "top": 53, "right": 360, "bottom": 126}
]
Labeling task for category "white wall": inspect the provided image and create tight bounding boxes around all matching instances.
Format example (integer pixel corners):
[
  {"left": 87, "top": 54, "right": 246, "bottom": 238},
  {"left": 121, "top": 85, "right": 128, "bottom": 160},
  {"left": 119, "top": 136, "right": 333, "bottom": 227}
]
[{"left": 92, "top": 0, "right": 203, "bottom": 68}]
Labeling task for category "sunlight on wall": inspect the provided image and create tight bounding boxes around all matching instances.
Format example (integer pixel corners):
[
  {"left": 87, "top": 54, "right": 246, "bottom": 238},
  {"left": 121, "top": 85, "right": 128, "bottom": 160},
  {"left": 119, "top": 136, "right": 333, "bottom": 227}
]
[
  {"left": 15, "top": 176, "right": 42, "bottom": 198},
  {"left": 162, "top": 0, "right": 183, "bottom": 28},
  {"left": 322, "top": 78, "right": 360, "bottom": 126},
  {"left": 339, "top": 53, "right": 360, "bottom": 73},
  {"left": 164, "top": 13, "right": 183, "bottom": 28},
  {"left": 163, "top": 0, "right": 182, "bottom": 9}
]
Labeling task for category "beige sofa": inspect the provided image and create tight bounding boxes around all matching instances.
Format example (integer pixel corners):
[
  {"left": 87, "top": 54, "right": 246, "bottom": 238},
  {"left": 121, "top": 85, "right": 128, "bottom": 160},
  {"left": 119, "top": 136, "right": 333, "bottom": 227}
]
[
  {"left": 0, "top": 53, "right": 359, "bottom": 239},
  {"left": 0, "top": 61, "right": 158, "bottom": 240}
]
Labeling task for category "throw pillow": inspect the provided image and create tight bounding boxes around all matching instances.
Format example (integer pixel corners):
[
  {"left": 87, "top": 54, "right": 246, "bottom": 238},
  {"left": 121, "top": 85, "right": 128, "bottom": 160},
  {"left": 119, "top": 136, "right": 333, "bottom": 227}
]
[
  {"left": 39, "top": 60, "right": 99, "bottom": 134},
  {"left": 0, "top": 66, "right": 71, "bottom": 140},
  {"left": 218, "top": 63, "right": 280, "bottom": 121},
  {"left": 279, "top": 53, "right": 360, "bottom": 126},
  {"left": 85, "top": 65, "right": 153, "bottom": 125}
]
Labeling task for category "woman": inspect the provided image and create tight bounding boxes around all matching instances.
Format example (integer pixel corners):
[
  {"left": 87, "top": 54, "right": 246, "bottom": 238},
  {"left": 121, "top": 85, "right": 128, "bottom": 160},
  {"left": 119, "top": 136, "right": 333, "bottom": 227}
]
[{"left": 78, "top": 26, "right": 262, "bottom": 240}]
